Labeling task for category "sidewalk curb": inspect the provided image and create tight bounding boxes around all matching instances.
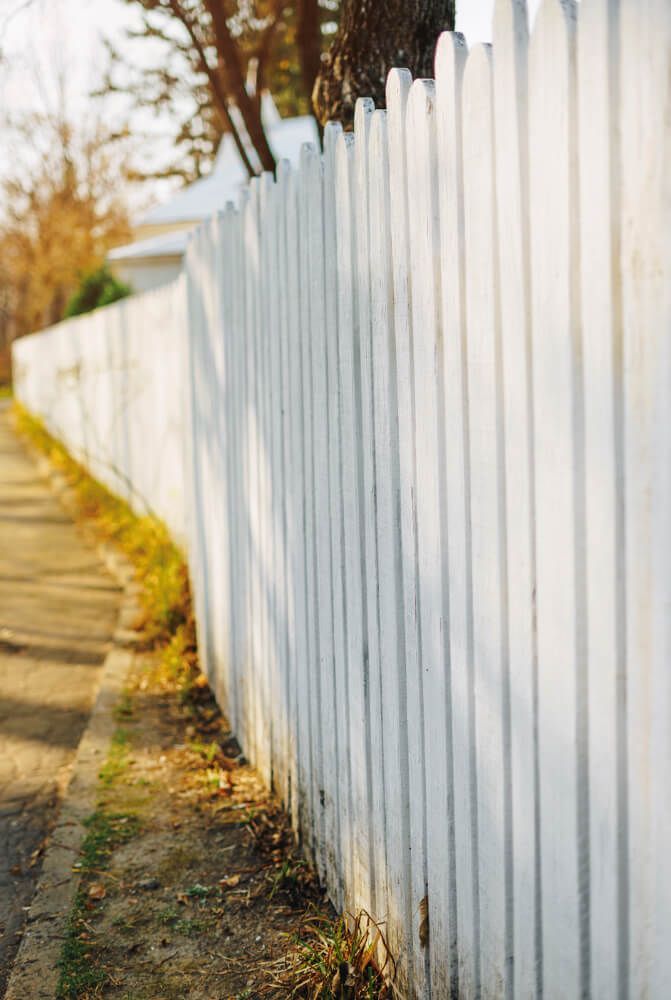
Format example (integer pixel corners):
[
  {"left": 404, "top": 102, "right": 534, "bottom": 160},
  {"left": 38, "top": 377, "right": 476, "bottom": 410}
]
[{"left": 4, "top": 436, "right": 142, "bottom": 1000}]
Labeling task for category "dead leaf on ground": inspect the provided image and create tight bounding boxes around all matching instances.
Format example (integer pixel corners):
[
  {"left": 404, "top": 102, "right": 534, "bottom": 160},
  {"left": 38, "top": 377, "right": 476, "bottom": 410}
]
[
  {"left": 88, "top": 883, "right": 106, "bottom": 901},
  {"left": 219, "top": 874, "right": 241, "bottom": 889}
]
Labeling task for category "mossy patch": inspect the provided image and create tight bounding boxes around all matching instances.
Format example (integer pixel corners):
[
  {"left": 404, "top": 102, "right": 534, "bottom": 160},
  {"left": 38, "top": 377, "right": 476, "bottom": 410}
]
[{"left": 57, "top": 811, "right": 141, "bottom": 999}]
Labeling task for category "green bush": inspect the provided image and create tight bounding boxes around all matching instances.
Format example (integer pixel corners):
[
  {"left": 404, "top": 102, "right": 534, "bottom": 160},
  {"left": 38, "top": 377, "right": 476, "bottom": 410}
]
[{"left": 64, "top": 265, "right": 131, "bottom": 318}]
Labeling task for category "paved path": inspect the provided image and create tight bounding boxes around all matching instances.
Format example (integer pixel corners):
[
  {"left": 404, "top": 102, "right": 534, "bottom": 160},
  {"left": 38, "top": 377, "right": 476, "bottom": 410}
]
[{"left": 0, "top": 405, "right": 120, "bottom": 994}]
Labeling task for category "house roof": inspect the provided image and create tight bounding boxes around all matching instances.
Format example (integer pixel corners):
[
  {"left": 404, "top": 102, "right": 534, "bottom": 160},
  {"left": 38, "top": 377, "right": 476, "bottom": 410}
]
[
  {"left": 108, "top": 229, "right": 189, "bottom": 264},
  {"left": 137, "top": 97, "right": 318, "bottom": 228}
]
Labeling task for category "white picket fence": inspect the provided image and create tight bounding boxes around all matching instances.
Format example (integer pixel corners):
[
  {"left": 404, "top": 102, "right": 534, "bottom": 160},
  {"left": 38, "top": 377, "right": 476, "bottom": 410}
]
[{"left": 13, "top": 0, "right": 671, "bottom": 995}]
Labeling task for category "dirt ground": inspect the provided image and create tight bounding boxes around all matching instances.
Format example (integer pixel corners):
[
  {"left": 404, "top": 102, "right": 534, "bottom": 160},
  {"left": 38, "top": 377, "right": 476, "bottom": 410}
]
[{"left": 60, "top": 645, "right": 332, "bottom": 1000}]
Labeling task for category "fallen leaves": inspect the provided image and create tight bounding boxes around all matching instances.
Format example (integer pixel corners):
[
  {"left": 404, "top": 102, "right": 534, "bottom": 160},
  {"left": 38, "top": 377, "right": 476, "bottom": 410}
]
[{"left": 219, "top": 874, "right": 241, "bottom": 890}]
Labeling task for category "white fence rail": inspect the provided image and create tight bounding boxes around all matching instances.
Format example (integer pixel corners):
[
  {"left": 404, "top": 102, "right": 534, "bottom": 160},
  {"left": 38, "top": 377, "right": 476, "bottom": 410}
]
[{"left": 13, "top": 0, "right": 671, "bottom": 995}]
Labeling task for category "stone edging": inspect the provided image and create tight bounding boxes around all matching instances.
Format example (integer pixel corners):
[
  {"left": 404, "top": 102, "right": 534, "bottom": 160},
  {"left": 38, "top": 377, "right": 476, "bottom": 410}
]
[{"left": 4, "top": 442, "right": 143, "bottom": 1000}]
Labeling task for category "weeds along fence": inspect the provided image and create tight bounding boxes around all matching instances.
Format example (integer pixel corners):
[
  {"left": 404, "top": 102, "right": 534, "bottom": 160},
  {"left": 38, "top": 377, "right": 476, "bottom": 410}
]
[{"left": 13, "top": 0, "right": 671, "bottom": 995}]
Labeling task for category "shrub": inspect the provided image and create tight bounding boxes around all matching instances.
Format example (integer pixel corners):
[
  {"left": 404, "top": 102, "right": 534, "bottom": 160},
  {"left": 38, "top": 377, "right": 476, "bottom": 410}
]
[{"left": 64, "top": 265, "right": 131, "bottom": 318}]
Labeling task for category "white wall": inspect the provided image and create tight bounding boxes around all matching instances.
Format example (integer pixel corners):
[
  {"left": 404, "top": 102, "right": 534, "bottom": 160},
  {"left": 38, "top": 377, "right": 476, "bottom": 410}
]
[
  {"left": 13, "top": 279, "right": 188, "bottom": 544},
  {"left": 111, "top": 257, "right": 184, "bottom": 295},
  {"left": 13, "top": 1, "right": 671, "bottom": 996}
]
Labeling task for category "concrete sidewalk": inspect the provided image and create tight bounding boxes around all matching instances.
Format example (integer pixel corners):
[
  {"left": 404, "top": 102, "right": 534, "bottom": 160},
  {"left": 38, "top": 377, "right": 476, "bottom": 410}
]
[{"left": 0, "top": 404, "right": 120, "bottom": 993}]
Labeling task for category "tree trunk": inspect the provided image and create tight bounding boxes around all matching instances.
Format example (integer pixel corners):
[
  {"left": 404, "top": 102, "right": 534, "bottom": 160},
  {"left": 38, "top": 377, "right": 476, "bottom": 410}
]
[
  {"left": 297, "top": 0, "right": 323, "bottom": 113},
  {"left": 205, "top": 0, "right": 277, "bottom": 173},
  {"left": 312, "top": 0, "right": 455, "bottom": 129}
]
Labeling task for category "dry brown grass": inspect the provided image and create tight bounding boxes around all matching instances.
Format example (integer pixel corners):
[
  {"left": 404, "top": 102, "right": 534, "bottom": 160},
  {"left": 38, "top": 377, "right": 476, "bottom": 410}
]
[{"left": 256, "top": 909, "right": 395, "bottom": 999}]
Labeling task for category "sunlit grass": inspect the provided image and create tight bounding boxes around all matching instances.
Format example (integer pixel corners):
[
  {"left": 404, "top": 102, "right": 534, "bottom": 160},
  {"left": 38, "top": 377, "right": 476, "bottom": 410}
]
[{"left": 12, "top": 401, "right": 192, "bottom": 647}]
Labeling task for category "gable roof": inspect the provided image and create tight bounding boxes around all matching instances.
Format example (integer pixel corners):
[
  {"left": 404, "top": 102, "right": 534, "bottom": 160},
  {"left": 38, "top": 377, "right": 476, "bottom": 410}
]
[
  {"left": 108, "top": 228, "right": 189, "bottom": 263},
  {"left": 138, "top": 98, "right": 318, "bottom": 228}
]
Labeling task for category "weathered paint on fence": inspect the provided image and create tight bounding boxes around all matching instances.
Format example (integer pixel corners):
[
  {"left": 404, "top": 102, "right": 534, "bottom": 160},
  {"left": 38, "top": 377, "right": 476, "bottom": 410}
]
[{"left": 13, "top": 1, "right": 671, "bottom": 995}]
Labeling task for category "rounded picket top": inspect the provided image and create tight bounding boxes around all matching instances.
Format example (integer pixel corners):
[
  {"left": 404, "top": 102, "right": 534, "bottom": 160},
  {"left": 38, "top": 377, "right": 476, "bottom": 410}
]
[
  {"left": 406, "top": 77, "right": 436, "bottom": 136},
  {"left": 306, "top": 143, "right": 324, "bottom": 183},
  {"left": 462, "top": 44, "right": 494, "bottom": 202},
  {"left": 368, "top": 111, "right": 389, "bottom": 192},
  {"left": 434, "top": 29, "right": 469, "bottom": 96},
  {"left": 353, "top": 96, "right": 375, "bottom": 147},
  {"left": 385, "top": 67, "right": 413, "bottom": 117},
  {"left": 299, "top": 141, "right": 319, "bottom": 170},
  {"left": 368, "top": 111, "right": 391, "bottom": 256},
  {"left": 531, "top": 0, "right": 577, "bottom": 58},
  {"left": 493, "top": 0, "right": 529, "bottom": 50},
  {"left": 335, "top": 129, "right": 355, "bottom": 178},
  {"left": 336, "top": 128, "right": 355, "bottom": 158},
  {"left": 248, "top": 174, "right": 261, "bottom": 210},
  {"left": 276, "top": 158, "right": 292, "bottom": 182},
  {"left": 463, "top": 42, "right": 494, "bottom": 118},
  {"left": 324, "top": 120, "right": 343, "bottom": 158}
]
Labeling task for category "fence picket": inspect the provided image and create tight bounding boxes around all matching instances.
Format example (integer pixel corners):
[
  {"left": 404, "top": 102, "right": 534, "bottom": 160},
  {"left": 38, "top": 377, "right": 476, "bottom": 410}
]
[
  {"left": 324, "top": 121, "right": 351, "bottom": 912},
  {"left": 298, "top": 145, "right": 324, "bottom": 878},
  {"left": 620, "top": 1, "right": 671, "bottom": 994},
  {"left": 368, "top": 107, "right": 412, "bottom": 985},
  {"left": 275, "top": 161, "right": 293, "bottom": 818},
  {"left": 284, "top": 166, "right": 311, "bottom": 839},
  {"left": 406, "top": 78, "right": 454, "bottom": 998},
  {"left": 529, "top": 3, "right": 585, "bottom": 996},
  {"left": 463, "top": 42, "right": 511, "bottom": 999},
  {"left": 335, "top": 130, "right": 373, "bottom": 913},
  {"left": 386, "top": 67, "right": 428, "bottom": 994},
  {"left": 577, "top": 2, "right": 624, "bottom": 995},
  {"left": 225, "top": 203, "right": 243, "bottom": 738},
  {"left": 492, "top": 4, "right": 540, "bottom": 995},
  {"left": 305, "top": 146, "right": 339, "bottom": 897},
  {"left": 243, "top": 181, "right": 262, "bottom": 772},
  {"left": 435, "top": 30, "right": 477, "bottom": 999},
  {"left": 353, "top": 97, "right": 388, "bottom": 924}
]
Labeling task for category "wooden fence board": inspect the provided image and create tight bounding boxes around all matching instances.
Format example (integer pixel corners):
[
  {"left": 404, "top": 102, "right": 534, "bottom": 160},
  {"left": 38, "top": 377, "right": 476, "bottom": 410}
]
[
  {"left": 386, "top": 66, "right": 428, "bottom": 994},
  {"left": 406, "top": 78, "right": 453, "bottom": 999},
  {"left": 492, "top": 4, "right": 540, "bottom": 995},
  {"left": 435, "top": 30, "right": 478, "bottom": 998},
  {"left": 335, "top": 130, "right": 373, "bottom": 913},
  {"left": 463, "top": 41, "right": 511, "bottom": 999},
  {"left": 578, "top": 2, "right": 624, "bottom": 995},
  {"left": 529, "top": 3, "right": 585, "bottom": 996},
  {"left": 621, "top": 1, "right": 671, "bottom": 995}
]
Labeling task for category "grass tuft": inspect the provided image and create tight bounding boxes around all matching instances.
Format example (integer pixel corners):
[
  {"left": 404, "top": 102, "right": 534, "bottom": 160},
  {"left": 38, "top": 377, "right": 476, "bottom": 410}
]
[
  {"left": 257, "top": 910, "right": 394, "bottom": 999},
  {"left": 99, "top": 728, "right": 131, "bottom": 787}
]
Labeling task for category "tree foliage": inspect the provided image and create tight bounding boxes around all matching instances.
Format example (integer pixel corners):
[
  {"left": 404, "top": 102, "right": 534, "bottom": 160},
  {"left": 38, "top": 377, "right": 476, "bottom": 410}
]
[
  {"left": 99, "top": 0, "right": 340, "bottom": 182},
  {"left": 64, "top": 265, "right": 132, "bottom": 318},
  {"left": 0, "top": 108, "right": 132, "bottom": 339}
]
